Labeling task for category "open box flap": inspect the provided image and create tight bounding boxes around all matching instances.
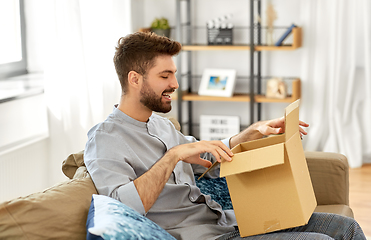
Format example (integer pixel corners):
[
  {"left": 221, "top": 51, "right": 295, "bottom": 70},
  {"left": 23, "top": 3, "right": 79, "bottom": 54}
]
[
  {"left": 285, "top": 132, "right": 317, "bottom": 217},
  {"left": 285, "top": 99, "right": 300, "bottom": 141},
  {"left": 197, "top": 160, "right": 220, "bottom": 180},
  {"left": 220, "top": 143, "right": 285, "bottom": 177},
  {"left": 237, "top": 134, "right": 285, "bottom": 152}
]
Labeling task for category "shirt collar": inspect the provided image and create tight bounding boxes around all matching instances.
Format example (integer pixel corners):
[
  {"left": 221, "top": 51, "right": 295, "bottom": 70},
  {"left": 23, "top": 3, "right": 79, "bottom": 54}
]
[{"left": 112, "top": 104, "right": 153, "bottom": 128}]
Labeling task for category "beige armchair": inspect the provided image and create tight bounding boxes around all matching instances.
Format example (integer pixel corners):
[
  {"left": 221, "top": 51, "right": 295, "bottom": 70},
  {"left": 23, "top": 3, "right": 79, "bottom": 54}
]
[
  {"left": 0, "top": 150, "right": 353, "bottom": 240},
  {"left": 306, "top": 151, "right": 353, "bottom": 217}
]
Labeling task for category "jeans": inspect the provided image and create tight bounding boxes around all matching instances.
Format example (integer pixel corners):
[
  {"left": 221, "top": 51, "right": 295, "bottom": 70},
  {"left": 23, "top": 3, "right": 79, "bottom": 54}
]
[{"left": 216, "top": 213, "right": 366, "bottom": 240}]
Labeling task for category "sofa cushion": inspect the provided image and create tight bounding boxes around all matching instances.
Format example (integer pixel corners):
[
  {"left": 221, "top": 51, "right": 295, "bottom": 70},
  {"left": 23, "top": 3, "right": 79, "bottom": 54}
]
[
  {"left": 305, "top": 151, "right": 349, "bottom": 206},
  {"left": 0, "top": 171, "right": 97, "bottom": 240},
  {"left": 314, "top": 204, "right": 354, "bottom": 218},
  {"left": 86, "top": 194, "right": 176, "bottom": 240},
  {"left": 62, "top": 150, "right": 86, "bottom": 179}
]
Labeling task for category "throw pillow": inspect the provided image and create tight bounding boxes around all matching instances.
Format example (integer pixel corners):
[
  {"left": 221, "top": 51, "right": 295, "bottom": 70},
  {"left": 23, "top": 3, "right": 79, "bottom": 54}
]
[
  {"left": 86, "top": 194, "right": 176, "bottom": 240},
  {"left": 0, "top": 175, "right": 97, "bottom": 240}
]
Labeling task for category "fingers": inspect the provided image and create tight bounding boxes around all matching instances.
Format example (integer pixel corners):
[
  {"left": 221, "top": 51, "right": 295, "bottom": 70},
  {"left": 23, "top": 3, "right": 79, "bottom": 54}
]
[
  {"left": 213, "top": 141, "right": 234, "bottom": 158},
  {"left": 299, "top": 121, "right": 309, "bottom": 136},
  {"left": 270, "top": 126, "right": 283, "bottom": 134},
  {"left": 299, "top": 127, "right": 307, "bottom": 136},
  {"left": 215, "top": 147, "right": 232, "bottom": 162},
  {"left": 269, "top": 117, "right": 285, "bottom": 128},
  {"left": 299, "top": 120, "right": 309, "bottom": 127},
  {"left": 178, "top": 140, "right": 234, "bottom": 167},
  {"left": 258, "top": 117, "right": 285, "bottom": 136},
  {"left": 204, "top": 141, "right": 233, "bottom": 162},
  {"left": 258, "top": 125, "right": 283, "bottom": 136},
  {"left": 198, "top": 157, "right": 213, "bottom": 168},
  {"left": 269, "top": 118, "right": 308, "bottom": 136},
  {"left": 184, "top": 155, "right": 213, "bottom": 168}
]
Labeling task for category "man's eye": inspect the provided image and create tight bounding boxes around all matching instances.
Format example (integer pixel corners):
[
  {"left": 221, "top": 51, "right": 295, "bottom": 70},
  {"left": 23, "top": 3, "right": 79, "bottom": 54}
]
[{"left": 161, "top": 76, "right": 168, "bottom": 79}]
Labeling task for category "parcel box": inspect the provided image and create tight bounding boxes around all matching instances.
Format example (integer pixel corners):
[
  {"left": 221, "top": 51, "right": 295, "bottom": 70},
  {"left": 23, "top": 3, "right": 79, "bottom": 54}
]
[{"left": 202, "top": 99, "right": 317, "bottom": 237}]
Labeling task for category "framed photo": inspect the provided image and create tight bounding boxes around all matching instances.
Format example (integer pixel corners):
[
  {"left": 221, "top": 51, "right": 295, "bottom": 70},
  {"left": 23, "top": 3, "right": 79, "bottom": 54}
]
[{"left": 198, "top": 68, "right": 236, "bottom": 97}]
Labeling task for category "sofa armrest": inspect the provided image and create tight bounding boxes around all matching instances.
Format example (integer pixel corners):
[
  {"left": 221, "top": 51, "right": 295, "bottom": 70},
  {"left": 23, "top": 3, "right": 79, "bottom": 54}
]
[
  {"left": 305, "top": 151, "right": 349, "bottom": 206},
  {"left": 0, "top": 171, "right": 97, "bottom": 240}
]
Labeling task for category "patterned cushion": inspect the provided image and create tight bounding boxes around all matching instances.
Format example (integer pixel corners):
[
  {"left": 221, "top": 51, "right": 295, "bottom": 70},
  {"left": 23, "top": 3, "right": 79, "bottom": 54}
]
[
  {"left": 86, "top": 194, "right": 176, "bottom": 240},
  {"left": 195, "top": 176, "right": 233, "bottom": 210}
]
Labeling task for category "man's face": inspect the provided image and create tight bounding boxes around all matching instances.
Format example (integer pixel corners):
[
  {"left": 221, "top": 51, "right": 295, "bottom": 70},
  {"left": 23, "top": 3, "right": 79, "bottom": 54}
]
[{"left": 140, "top": 55, "right": 178, "bottom": 113}]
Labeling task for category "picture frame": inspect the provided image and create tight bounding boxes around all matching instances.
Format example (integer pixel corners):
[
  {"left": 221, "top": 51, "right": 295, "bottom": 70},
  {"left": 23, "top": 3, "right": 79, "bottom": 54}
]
[{"left": 198, "top": 68, "right": 237, "bottom": 97}]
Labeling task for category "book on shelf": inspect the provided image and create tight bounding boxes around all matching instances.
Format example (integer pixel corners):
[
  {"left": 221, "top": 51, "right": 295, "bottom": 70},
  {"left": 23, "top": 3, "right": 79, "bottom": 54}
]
[{"left": 275, "top": 24, "right": 296, "bottom": 46}]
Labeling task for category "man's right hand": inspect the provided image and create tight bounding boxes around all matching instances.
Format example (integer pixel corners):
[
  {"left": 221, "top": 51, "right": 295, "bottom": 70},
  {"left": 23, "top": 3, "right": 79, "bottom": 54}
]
[{"left": 169, "top": 140, "right": 234, "bottom": 168}]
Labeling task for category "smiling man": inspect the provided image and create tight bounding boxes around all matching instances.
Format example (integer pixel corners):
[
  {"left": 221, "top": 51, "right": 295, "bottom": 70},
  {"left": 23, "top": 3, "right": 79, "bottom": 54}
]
[
  {"left": 121, "top": 54, "right": 178, "bottom": 121},
  {"left": 84, "top": 32, "right": 365, "bottom": 240}
]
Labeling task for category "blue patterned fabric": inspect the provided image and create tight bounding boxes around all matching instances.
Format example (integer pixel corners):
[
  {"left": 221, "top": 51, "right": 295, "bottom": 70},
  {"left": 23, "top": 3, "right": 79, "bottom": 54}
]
[
  {"left": 195, "top": 176, "right": 233, "bottom": 210},
  {"left": 86, "top": 194, "right": 176, "bottom": 240}
]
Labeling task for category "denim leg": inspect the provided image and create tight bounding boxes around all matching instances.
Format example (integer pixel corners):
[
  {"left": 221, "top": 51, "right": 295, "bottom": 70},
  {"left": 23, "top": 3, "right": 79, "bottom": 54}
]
[{"left": 216, "top": 213, "right": 366, "bottom": 240}]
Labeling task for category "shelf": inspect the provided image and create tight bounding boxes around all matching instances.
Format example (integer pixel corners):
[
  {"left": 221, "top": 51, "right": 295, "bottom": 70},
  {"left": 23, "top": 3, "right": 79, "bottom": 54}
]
[
  {"left": 173, "top": 79, "right": 301, "bottom": 103},
  {"left": 181, "top": 93, "right": 299, "bottom": 103},
  {"left": 182, "top": 27, "right": 302, "bottom": 51},
  {"left": 255, "top": 95, "right": 297, "bottom": 103},
  {"left": 256, "top": 27, "right": 302, "bottom": 51},
  {"left": 256, "top": 78, "right": 301, "bottom": 102},
  {"left": 176, "top": 0, "right": 302, "bottom": 131},
  {"left": 179, "top": 93, "right": 299, "bottom": 103},
  {"left": 182, "top": 45, "right": 251, "bottom": 51},
  {"left": 182, "top": 93, "right": 251, "bottom": 102}
]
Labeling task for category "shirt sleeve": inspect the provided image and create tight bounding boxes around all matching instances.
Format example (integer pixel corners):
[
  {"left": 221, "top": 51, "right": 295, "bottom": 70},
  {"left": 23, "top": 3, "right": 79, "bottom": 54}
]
[{"left": 84, "top": 130, "right": 146, "bottom": 215}]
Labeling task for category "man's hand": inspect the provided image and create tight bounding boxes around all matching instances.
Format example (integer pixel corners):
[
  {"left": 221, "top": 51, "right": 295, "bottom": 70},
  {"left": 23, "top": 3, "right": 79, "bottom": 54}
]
[
  {"left": 256, "top": 117, "right": 309, "bottom": 137},
  {"left": 170, "top": 140, "right": 234, "bottom": 168},
  {"left": 134, "top": 140, "right": 233, "bottom": 212},
  {"left": 229, "top": 117, "right": 309, "bottom": 149}
]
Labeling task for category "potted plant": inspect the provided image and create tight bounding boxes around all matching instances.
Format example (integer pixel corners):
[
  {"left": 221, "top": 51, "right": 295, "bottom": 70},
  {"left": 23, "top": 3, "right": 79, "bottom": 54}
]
[{"left": 151, "top": 17, "right": 171, "bottom": 38}]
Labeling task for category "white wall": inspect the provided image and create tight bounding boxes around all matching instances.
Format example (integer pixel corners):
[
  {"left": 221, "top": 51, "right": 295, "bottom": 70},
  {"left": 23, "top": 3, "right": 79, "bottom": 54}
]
[{"left": 0, "top": 139, "right": 49, "bottom": 202}]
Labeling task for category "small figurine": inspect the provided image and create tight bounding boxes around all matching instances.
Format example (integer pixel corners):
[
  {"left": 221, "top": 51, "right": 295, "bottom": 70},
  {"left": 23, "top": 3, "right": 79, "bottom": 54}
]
[{"left": 266, "top": 78, "right": 287, "bottom": 99}]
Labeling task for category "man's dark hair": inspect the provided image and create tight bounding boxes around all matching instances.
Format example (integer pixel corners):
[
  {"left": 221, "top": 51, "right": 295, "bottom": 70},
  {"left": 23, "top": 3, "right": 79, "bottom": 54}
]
[{"left": 114, "top": 32, "right": 182, "bottom": 93}]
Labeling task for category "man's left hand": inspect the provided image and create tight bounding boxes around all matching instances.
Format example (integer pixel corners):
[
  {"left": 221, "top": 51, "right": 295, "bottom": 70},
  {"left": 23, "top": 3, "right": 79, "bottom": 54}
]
[
  {"left": 256, "top": 117, "right": 309, "bottom": 137},
  {"left": 229, "top": 117, "right": 309, "bottom": 149}
]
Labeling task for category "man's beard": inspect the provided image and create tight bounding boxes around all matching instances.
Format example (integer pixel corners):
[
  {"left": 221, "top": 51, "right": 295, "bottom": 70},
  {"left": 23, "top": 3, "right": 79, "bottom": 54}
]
[{"left": 140, "top": 79, "right": 175, "bottom": 113}]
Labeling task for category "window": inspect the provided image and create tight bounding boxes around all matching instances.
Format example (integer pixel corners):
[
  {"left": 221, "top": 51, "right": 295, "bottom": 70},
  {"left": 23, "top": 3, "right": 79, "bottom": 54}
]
[{"left": 0, "top": 0, "right": 27, "bottom": 79}]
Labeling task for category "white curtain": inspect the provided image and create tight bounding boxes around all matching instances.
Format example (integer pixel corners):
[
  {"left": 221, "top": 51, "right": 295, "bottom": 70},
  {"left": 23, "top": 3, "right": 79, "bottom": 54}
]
[
  {"left": 42, "top": 0, "right": 131, "bottom": 184},
  {"left": 300, "top": 0, "right": 371, "bottom": 168}
]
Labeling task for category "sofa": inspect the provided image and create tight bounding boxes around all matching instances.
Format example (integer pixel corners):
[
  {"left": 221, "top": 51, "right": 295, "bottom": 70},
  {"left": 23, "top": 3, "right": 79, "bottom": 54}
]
[{"left": 0, "top": 150, "right": 353, "bottom": 240}]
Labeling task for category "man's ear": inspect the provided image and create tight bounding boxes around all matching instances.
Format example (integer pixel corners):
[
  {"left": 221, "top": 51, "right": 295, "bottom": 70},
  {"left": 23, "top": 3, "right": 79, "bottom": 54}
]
[{"left": 127, "top": 71, "right": 142, "bottom": 89}]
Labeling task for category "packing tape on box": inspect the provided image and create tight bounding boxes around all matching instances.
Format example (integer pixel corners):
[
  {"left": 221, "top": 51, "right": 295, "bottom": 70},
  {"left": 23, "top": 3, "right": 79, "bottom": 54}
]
[{"left": 264, "top": 219, "right": 281, "bottom": 233}]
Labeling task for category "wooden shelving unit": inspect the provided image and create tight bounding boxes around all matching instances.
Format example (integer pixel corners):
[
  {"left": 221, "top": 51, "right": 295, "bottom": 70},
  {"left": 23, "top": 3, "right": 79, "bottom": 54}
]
[
  {"left": 182, "top": 93, "right": 251, "bottom": 102},
  {"left": 255, "top": 79, "right": 301, "bottom": 103},
  {"left": 175, "top": 0, "right": 302, "bottom": 135},
  {"left": 182, "top": 27, "right": 302, "bottom": 52},
  {"left": 173, "top": 79, "right": 300, "bottom": 103},
  {"left": 255, "top": 27, "right": 302, "bottom": 51}
]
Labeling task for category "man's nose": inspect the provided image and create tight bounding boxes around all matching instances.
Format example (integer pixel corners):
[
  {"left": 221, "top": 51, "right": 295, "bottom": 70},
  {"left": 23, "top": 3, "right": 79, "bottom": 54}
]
[{"left": 171, "top": 76, "right": 179, "bottom": 89}]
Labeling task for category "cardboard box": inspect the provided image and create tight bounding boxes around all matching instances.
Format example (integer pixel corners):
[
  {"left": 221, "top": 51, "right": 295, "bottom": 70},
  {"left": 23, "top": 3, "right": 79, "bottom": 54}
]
[{"left": 200, "top": 99, "right": 317, "bottom": 237}]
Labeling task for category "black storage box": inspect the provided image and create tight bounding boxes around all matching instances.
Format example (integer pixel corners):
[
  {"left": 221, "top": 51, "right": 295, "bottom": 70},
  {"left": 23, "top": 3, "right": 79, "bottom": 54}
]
[{"left": 207, "top": 28, "right": 233, "bottom": 45}]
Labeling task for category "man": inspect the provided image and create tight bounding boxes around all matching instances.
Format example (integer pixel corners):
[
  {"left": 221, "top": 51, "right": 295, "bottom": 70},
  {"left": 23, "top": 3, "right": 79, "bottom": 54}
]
[{"left": 84, "top": 32, "right": 365, "bottom": 240}]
